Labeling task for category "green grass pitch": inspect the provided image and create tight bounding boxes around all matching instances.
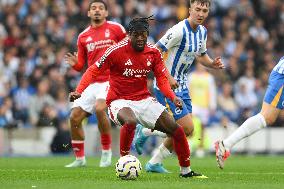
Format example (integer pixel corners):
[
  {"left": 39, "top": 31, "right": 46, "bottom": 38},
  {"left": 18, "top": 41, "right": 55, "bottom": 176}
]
[{"left": 0, "top": 155, "right": 283, "bottom": 189}]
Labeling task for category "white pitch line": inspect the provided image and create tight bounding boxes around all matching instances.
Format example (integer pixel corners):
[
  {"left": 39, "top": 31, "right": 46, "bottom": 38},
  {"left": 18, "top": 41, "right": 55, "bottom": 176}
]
[{"left": 216, "top": 172, "right": 284, "bottom": 175}]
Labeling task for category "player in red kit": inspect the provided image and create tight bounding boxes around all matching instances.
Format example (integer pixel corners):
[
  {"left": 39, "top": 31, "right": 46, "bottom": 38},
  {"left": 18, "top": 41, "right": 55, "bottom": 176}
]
[
  {"left": 65, "top": 0, "right": 126, "bottom": 168},
  {"left": 71, "top": 16, "right": 205, "bottom": 177}
]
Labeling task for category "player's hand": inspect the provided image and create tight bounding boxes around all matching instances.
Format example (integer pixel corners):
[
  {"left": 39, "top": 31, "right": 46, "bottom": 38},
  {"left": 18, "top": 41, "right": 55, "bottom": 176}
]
[
  {"left": 212, "top": 56, "right": 225, "bottom": 69},
  {"left": 65, "top": 52, "right": 78, "bottom": 67},
  {"left": 173, "top": 96, "right": 183, "bottom": 110},
  {"left": 168, "top": 75, "right": 179, "bottom": 89},
  {"left": 69, "top": 91, "right": 81, "bottom": 102}
]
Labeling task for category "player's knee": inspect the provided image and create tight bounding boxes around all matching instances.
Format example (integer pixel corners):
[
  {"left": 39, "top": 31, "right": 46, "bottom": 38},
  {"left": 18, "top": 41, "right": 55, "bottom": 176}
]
[
  {"left": 70, "top": 109, "right": 85, "bottom": 126},
  {"left": 123, "top": 118, "right": 137, "bottom": 126},
  {"left": 183, "top": 126, "right": 194, "bottom": 137},
  {"left": 167, "top": 122, "right": 180, "bottom": 135},
  {"left": 95, "top": 102, "right": 107, "bottom": 114},
  {"left": 263, "top": 115, "right": 275, "bottom": 126}
]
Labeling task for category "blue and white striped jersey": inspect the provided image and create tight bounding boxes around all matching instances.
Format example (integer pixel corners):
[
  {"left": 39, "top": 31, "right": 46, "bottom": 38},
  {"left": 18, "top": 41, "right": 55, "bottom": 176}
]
[
  {"left": 156, "top": 19, "right": 207, "bottom": 91},
  {"left": 273, "top": 56, "right": 284, "bottom": 74}
]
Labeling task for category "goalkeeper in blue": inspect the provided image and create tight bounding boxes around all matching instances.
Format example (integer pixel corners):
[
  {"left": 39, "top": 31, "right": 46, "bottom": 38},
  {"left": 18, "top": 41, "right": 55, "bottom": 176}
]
[
  {"left": 215, "top": 56, "right": 284, "bottom": 169},
  {"left": 134, "top": 0, "right": 224, "bottom": 174}
]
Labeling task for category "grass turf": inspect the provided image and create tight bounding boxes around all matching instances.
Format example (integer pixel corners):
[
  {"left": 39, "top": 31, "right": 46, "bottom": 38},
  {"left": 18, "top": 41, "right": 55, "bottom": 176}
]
[{"left": 0, "top": 155, "right": 283, "bottom": 189}]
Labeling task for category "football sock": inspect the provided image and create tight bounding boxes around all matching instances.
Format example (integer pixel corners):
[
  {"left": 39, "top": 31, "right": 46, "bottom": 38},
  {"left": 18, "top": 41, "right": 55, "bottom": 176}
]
[
  {"left": 142, "top": 128, "right": 167, "bottom": 138},
  {"left": 71, "top": 140, "right": 85, "bottom": 160},
  {"left": 223, "top": 113, "right": 267, "bottom": 150},
  {"left": 120, "top": 123, "right": 136, "bottom": 156},
  {"left": 149, "top": 143, "right": 172, "bottom": 164},
  {"left": 180, "top": 166, "right": 191, "bottom": 175},
  {"left": 101, "top": 133, "right": 111, "bottom": 150},
  {"left": 172, "top": 126, "right": 190, "bottom": 167}
]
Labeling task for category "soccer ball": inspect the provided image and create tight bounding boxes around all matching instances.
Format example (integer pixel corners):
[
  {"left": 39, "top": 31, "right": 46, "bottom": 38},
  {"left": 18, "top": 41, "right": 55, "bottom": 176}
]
[{"left": 115, "top": 155, "right": 142, "bottom": 180}]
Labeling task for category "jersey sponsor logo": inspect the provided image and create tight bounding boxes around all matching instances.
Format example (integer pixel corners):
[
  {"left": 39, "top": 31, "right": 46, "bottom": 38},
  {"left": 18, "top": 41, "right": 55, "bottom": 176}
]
[
  {"left": 125, "top": 59, "right": 133, "bottom": 66},
  {"left": 105, "top": 29, "right": 110, "bottom": 38},
  {"left": 122, "top": 68, "right": 150, "bottom": 77},
  {"left": 86, "top": 36, "right": 92, "bottom": 42},
  {"left": 184, "top": 54, "right": 194, "bottom": 62},
  {"left": 86, "top": 39, "right": 114, "bottom": 52},
  {"left": 175, "top": 107, "right": 182, "bottom": 115}
]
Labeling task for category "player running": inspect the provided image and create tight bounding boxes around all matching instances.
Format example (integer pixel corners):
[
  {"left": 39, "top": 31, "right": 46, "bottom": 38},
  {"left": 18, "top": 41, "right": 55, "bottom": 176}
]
[
  {"left": 71, "top": 16, "right": 206, "bottom": 178},
  {"left": 65, "top": 0, "right": 126, "bottom": 168},
  {"left": 134, "top": 0, "right": 224, "bottom": 173},
  {"left": 215, "top": 56, "right": 284, "bottom": 169}
]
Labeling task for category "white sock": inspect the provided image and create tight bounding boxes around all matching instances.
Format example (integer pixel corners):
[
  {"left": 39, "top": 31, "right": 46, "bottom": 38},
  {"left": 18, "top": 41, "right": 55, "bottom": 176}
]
[
  {"left": 142, "top": 128, "right": 167, "bottom": 138},
  {"left": 223, "top": 113, "right": 267, "bottom": 150},
  {"left": 102, "top": 149, "right": 111, "bottom": 153},
  {"left": 149, "top": 143, "right": 172, "bottom": 164},
  {"left": 180, "top": 166, "right": 191, "bottom": 175},
  {"left": 76, "top": 156, "right": 85, "bottom": 161}
]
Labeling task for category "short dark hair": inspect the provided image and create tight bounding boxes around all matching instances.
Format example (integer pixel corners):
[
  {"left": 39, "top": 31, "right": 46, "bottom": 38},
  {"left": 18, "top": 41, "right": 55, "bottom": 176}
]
[
  {"left": 189, "top": 0, "right": 211, "bottom": 7},
  {"left": 128, "top": 15, "right": 154, "bottom": 34},
  {"left": 89, "top": 0, "right": 107, "bottom": 10}
]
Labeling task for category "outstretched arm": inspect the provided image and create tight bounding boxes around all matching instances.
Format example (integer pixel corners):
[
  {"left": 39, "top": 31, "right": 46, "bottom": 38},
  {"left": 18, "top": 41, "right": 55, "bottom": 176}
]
[
  {"left": 75, "top": 62, "right": 103, "bottom": 94},
  {"left": 197, "top": 54, "right": 225, "bottom": 69}
]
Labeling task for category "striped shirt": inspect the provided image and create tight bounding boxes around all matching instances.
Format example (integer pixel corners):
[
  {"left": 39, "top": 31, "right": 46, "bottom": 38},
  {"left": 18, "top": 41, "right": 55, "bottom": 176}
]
[
  {"left": 156, "top": 19, "right": 207, "bottom": 91},
  {"left": 273, "top": 56, "right": 284, "bottom": 74}
]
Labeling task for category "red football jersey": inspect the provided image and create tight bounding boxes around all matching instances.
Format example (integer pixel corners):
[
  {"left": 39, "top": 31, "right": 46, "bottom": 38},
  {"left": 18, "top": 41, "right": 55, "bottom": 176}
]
[
  {"left": 76, "top": 39, "right": 176, "bottom": 105},
  {"left": 73, "top": 21, "right": 126, "bottom": 83}
]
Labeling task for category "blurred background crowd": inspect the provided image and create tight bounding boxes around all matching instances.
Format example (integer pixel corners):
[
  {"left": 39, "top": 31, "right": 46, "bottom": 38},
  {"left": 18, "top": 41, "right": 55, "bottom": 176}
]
[{"left": 0, "top": 0, "right": 283, "bottom": 155}]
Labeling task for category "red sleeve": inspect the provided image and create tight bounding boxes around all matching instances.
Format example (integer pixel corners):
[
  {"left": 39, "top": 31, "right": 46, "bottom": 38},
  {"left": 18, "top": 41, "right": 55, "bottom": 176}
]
[
  {"left": 152, "top": 50, "right": 176, "bottom": 101},
  {"left": 75, "top": 50, "right": 111, "bottom": 93},
  {"left": 115, "top": 24, "right": 127, "bottom": 41},
  {"left": 72, "top": 37, "right": 85, "bottom": 71}
]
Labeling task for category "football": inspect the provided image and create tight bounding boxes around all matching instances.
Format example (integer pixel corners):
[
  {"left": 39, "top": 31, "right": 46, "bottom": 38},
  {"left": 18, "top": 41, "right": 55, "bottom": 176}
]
[{"left": 115, "top": 155, "right": 142, "bottom": 180}]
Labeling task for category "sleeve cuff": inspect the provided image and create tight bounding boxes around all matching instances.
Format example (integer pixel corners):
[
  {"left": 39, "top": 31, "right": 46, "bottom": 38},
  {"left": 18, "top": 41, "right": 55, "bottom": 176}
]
[{"left": 156, "top": 41, "right": 168, "bottom": 52}]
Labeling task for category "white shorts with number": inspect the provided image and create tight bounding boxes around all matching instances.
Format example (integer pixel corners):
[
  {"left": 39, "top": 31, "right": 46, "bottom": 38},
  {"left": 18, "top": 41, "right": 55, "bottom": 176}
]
[
  {"left": 72, "top": 81, "right": 109, "bottom": 114},
  {"left": 108, "top": 97, "right": 166, "bottom": 129}
]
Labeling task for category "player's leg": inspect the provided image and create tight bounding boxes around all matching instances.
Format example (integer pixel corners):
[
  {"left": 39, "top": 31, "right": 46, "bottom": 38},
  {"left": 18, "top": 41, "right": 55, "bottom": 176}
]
[
  {"left": 95, "top": 99, "right": 112, "bottom": 167},
  {"left": 146, "top": 114, "right": 194, "bottom": 173},
  {"left": 136, "top": 97, "right": 206, "bottom": 177},
  {"left": 65, "top": 84, "right": 97, "bottom": 168},
  {"left": 147, "top": 92, "right": 194, "bottom": 173},
  {"left": 134, "top": 88, "right": 167, "bottom": 155},
  {"left": 65, "top": 107, "right": 89, "bottom": 168},
  {"left": 216, "top": 102, "right": 280, "bottom": 169},
  {"left": 154, "top": 111, "right": 205, "bottom": 178},
  {"left": 117, "top": 107, "right": 138, "bottom": 156},
  {"left": 216, "top": 71, "right": 284, "bottom": 169}
]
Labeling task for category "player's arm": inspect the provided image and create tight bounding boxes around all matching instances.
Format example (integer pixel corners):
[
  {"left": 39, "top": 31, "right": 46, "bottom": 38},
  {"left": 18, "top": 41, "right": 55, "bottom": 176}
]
[
  {"left": 156, "top": 46, "right": 178, "bottom": 90},
  {"left": 196, "top": 53, "right": 225, "bottom": 69},
  {"left": 114, "top": 23, "right": 127, "bottom": 41},
  {"left": 196, "top": 27, "right": 225, "bottom": 69},
  {"left": 152, "top": 51, "right": 183, "bottom": 109},
  {"left": 72, "top": 38, "right": 86, "bottom": 71},
  {"left": 70, "top": 51, "right": 112, "bottom": 102},
  {"left": 65, "top": 52, "right": 78, "bottom": 67}
]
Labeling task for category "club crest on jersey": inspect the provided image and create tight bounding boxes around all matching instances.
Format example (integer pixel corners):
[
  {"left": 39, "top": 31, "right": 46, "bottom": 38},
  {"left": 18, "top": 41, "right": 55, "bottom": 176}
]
[
  {"left": 147, "top": 60, "right": 152, "bottom": 66},
  {"left": 175, "top": 107, "right": 182, "bottom": 115},
  {"left": 105, "top": 29, "right": 110, "bottom": 38}
]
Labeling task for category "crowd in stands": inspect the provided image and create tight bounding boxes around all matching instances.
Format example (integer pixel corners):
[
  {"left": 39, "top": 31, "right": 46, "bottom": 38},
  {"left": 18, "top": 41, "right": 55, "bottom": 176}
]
[{"left": 0, "top": 0, "right": 283, "bottom": 135}]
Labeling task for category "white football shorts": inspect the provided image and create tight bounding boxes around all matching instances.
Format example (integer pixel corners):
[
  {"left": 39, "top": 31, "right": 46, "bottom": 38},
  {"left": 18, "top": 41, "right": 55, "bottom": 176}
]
[
  {"left": 108, "top": 97, "right": 166, "bottom": 129},
  {"left": 72, "top": 81, "right": 109, "bottom": 114}
]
